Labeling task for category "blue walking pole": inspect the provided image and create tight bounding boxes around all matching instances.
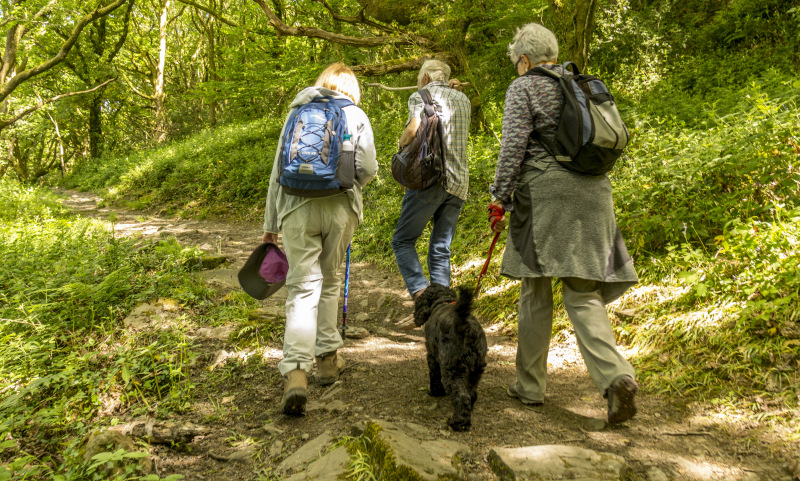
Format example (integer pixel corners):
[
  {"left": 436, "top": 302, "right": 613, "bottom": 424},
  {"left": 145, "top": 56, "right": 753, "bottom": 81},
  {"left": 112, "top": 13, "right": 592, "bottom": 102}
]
[{"left": 341, "top": 243, "right": 351, "bottom": 340}]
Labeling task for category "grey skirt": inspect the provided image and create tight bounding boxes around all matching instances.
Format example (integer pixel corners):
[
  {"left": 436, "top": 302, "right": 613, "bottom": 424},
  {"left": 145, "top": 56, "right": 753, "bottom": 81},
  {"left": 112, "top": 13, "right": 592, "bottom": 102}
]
[{"left": 500, "top": 160, "right": 638, "bottom": 304}]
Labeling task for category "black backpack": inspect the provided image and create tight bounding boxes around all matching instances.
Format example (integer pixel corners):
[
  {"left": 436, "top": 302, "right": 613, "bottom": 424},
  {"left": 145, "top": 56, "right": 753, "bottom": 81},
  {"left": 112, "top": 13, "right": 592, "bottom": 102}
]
[
  {"left": 525, "top": 62, "right": 629, "bottom": 176},
  {"left": 391, "top": 89, "right": 446, "bottom": 190}
]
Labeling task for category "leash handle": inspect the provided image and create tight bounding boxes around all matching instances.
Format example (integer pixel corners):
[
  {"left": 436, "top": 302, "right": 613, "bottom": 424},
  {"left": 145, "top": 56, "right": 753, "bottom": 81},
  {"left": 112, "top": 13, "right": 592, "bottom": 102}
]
[
  {"left": 474, "top": 231, "right": 501, "bottom": 298},
  {"left": 341, "top": 243, "right": 351, "bottom": 339}
]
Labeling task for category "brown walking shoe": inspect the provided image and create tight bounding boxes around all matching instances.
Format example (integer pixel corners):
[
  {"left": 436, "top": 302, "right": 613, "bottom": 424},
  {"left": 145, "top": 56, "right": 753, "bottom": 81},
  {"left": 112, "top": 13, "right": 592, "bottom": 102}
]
[
  {"left": 607, "top": 375, "right": 639, "bottom": 424},
  {"left": 316, "top": 351, "right": 345, "bottom": 386},
  {"left": 281, "top": 369, "right": 307, "bottom": 415}
]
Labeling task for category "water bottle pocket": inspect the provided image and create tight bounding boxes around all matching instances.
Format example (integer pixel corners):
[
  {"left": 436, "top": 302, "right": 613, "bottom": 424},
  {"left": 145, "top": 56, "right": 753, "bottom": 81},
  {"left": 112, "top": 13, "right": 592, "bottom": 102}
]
[{"left": 337, "top": 150, "right": 355, "bottom": 189}]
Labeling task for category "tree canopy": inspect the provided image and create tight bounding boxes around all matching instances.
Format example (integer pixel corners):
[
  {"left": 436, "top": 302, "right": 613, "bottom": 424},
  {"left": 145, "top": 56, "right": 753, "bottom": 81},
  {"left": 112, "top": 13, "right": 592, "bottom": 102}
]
[{"left": 0, "top": 0, "right": 797, "bottom": 180}]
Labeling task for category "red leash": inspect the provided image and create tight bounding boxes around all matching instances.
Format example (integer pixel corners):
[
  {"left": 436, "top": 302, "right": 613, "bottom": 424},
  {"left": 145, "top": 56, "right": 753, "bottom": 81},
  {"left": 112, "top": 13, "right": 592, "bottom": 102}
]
[{"left": 474, "top": 231, "right": 501, "bottom": 298}]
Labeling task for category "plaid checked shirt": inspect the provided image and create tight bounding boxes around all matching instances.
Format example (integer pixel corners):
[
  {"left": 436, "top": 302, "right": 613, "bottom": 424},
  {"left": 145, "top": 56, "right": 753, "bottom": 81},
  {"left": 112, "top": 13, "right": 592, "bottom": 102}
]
[{"left": 406, "top": 81, "right": 471, "bottom": 200}]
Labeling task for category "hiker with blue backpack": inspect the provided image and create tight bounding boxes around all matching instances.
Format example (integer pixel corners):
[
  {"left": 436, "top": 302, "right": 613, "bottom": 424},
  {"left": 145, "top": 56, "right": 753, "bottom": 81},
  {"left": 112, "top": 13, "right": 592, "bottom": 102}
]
[
  {"left": 487, "top": 23, "right": 640, "bottom": 425},
  {"left": 262, "top": 63, "right": 377, "bottom": 415}
]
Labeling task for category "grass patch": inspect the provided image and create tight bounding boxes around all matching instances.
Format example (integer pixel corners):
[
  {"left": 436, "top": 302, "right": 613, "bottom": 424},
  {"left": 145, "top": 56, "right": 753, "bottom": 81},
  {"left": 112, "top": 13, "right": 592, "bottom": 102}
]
[{"left": 0, "top": 179, "right": 278, "bottom": 478}]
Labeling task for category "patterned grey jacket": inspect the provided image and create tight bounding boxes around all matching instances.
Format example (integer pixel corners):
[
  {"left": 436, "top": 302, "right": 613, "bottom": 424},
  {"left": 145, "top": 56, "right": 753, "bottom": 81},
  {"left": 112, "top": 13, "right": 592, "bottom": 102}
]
[{"left": 491, "top": 64, "right": 564, "bottom": 212}]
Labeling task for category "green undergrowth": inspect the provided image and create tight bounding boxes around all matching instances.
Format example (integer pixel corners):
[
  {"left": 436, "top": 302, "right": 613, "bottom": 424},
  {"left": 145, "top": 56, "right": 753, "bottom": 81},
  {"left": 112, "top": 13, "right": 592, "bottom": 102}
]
[
  {"left": 0, "top": 180, "right": 271, "bottom": 479},
  {"left": 614, "top": 72, "right": 800, "bottom": 255},
  {"left": 624, "top": 208, "right": 800, "bottom": 418}
]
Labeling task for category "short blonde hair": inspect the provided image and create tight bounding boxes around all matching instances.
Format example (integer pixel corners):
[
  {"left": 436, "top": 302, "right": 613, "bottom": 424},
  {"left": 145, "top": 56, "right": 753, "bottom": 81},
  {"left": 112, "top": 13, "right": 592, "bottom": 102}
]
[{"left": 315, "top": 63, "right": 361, "bottom": 105}]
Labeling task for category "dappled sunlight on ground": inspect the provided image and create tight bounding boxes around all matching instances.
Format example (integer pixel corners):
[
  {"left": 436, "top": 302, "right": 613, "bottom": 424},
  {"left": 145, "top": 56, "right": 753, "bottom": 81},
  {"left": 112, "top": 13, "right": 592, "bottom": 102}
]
[
  {"left": 630, "top": 445, "right": 758, "bottom": 480},
  {"left": 50, "top": 189, "right": 797, "bottom": 481},
  {"left": 347, "top": 337, "right": 426, "bottom": 364},
  {"left": 482, "top": 278, "right": 520, "bottom": 297},
  {"left": 611, "top": 282, "right": 690, "bottom": 308},
  {"left": 259, "top": 347, "right": 283, "bottom": 361}
]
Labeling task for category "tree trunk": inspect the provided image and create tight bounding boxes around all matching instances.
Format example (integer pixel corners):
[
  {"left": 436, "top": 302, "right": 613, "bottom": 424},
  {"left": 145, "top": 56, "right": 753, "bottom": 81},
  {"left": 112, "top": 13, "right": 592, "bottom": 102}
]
[
  {"left": 155, "top": 0, "right": 171, "bottom": 143},
  {"left": 8, "top": 137, "right": 28, "bottom": 181},
  {"left": 207, "top": 16, "right": 217, "bottom": 127},
  {"left": 46, "top": 112, "right": 66, "bottom": 176},
  {"left": 89, "top": 93, "right": 103, "bottom": 158},
  {"left": 548, "top": 0, "right": 599, "bottom": 72}
]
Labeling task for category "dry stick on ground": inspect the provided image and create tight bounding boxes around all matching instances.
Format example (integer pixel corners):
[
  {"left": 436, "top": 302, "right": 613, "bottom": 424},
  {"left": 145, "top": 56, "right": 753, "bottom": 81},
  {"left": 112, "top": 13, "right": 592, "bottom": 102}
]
[{"left": 208, "top": 452, "right": 231, "bottom": 462}]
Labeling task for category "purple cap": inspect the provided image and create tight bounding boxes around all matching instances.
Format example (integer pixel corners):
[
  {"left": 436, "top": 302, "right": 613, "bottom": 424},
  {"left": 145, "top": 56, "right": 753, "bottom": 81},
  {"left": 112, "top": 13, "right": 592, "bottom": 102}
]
[
  {"left": 238, "top": 243, "right": 289, "bottom": 300},
  {"left": 259, "top": 246, "right": 288, "bottom": 283}
]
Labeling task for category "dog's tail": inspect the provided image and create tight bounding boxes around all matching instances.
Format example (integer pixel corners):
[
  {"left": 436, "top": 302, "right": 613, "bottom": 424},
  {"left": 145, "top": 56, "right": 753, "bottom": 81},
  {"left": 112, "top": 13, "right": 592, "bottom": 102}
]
[{"left": 455, "top": 285, "right": 474, "bottom": 332}]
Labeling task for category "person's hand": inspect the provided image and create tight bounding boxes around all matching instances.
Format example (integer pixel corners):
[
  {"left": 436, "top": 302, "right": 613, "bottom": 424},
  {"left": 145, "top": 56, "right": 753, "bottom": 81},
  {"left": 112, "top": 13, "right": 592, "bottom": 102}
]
[
  {"left": 448, "top": 78, "right": 463, "bottom": 92},
  {"left": 488, "top": 201, "right": 506, "bottom": 233},
  {"left": 399, "top": 117, "right": 420, "bottom": 147},
  {"left": 263, "top": 232, "right": 278, "bottom": 244}
]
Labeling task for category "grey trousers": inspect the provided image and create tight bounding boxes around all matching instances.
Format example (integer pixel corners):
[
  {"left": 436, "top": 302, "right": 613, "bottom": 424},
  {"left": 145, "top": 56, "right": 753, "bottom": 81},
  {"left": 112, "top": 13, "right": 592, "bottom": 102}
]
[{"left": 513, "top": 277, "right": 636, "bottom": 403}]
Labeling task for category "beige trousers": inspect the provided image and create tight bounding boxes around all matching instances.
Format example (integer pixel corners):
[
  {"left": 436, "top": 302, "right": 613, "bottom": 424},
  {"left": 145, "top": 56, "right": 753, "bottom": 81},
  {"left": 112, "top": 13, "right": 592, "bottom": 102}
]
[
  {"left": 278, "top": 193, "right": 357, "bottom": 376},
  {"left": 512, "top": 277, "right": 636, "bottom": 403}
]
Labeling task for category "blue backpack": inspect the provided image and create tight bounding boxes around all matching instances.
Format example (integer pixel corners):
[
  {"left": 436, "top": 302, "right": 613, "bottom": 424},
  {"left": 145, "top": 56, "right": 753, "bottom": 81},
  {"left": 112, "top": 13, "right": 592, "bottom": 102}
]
[{"left": 279, "top": 96, "right": 355, "bottom": 197}]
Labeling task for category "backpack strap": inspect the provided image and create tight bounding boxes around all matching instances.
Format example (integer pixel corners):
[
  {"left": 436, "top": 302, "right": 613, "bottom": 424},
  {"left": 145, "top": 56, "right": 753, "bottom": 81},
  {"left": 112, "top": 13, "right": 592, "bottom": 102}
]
[
  {"left": 524, "top": 61, "right": 581, "bottom": 79},
  {"left": 524, "top": 66, "right": 561, "bottom": 80},
  {"left": 418, "top": 88, "right": 446, "bottom": 185},
  {"left": 418, "top": 89, "right": 436, "bottom": 117},
  {"left": 520, "top": 67, "right": 569, "bottom": 161},
  {"left": 328, "top": 98, "right": 354, "bottom": 109},
  {"left": 562, "top": 61, "right": 580, "bottom": 75},
  {"left": 310, "top": 96, "right": 354, "bottom": 109}
]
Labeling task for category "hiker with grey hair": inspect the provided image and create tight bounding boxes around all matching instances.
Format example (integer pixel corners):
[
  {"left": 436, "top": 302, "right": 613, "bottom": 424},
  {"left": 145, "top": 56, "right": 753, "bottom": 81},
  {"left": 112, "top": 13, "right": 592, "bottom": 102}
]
[
  {"left": 391, "top": 59, "right": 471, "bottom": 326},
  {"left": 488, "top": 22, "right": 641, "bottom": 424}
]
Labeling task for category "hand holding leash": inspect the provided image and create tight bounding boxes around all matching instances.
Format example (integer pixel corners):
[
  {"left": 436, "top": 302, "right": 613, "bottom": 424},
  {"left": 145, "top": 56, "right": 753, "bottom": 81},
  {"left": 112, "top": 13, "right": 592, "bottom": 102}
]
[
  {"left": 474, "top": 203, "right": 506, "bottom": 298},
  {"left": 488, "top": 203, "right": 506, "bottom": 232}
]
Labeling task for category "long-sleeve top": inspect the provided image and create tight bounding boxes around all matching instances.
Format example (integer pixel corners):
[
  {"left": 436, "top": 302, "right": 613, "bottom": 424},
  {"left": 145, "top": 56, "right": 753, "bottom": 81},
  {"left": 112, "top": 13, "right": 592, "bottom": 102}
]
[
  {"left": 492, "top": 64, "right": 637, "bottom": 302},
  {"left": 490, "top": 64, "right": 565, "bottom": 212},
  {"left": 263, "top": 86, "right": 378, "bottom": 234}
]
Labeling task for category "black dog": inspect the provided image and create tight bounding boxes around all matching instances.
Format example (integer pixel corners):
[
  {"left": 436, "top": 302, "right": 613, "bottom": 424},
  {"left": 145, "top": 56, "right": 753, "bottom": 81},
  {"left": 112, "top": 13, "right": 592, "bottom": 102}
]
[{"left": 414, "top": 284, "right": 487, "bottom": 431}]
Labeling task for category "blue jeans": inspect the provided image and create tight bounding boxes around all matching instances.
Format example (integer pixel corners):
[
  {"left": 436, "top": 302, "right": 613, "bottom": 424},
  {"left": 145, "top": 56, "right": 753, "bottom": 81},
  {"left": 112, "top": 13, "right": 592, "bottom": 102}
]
[{"left": 391, "top": 184, "right": 465, "bottom": 295}]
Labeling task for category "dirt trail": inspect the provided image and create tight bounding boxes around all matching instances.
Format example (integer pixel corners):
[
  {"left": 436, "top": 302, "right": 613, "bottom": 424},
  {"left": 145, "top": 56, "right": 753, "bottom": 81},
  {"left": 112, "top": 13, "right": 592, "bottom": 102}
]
[{"left": 57, "top": 190, "right": 793, "bottom": 481}]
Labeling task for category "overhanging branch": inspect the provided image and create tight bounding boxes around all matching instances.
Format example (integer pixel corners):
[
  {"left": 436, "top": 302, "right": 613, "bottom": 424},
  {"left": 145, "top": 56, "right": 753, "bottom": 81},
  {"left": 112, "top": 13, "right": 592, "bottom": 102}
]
[
  {"left": 313, "top": 0, "right": 394, "bottom": 33},
  {"left": 251, "top": 0, "right": 436, "bottom": 49},
  {"left": 351, "top": 54, "right": 457, "bottom": 76},
  {"left": 175, "top": 0, "right": 268, "bottom": 35},
  {"left": 0, "top": 78, "right": 117, "bottom": 132},
  {"left": 364, "top": 81, "right": 470, "bottom": 91},
  {"left": 0, "top": 0, "right": 128, "bottom": 104}
]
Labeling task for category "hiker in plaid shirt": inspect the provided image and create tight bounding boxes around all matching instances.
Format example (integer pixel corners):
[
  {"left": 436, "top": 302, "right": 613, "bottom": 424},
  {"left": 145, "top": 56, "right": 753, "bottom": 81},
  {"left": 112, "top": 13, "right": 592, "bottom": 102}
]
[{"left": 391, "top": 59, "right": 471, "bottom": 319}]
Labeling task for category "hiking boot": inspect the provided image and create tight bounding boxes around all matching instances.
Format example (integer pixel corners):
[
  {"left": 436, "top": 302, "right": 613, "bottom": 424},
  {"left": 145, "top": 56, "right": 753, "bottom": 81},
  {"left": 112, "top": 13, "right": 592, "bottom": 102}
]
[
  {"left": 316, "top": 351, "right": 345, "bottom": 386},
  {"left": 281, "top": 369, "right": 307, "bottom": 415},
  {"left": 506, "top": 382, "right": 544, "bottom": 407},
  {"left": 607, "top": 375, "right": 639, "bottom": 424},
  {"left": 394, "top": 314, "right": 417, "bottom": 331}
]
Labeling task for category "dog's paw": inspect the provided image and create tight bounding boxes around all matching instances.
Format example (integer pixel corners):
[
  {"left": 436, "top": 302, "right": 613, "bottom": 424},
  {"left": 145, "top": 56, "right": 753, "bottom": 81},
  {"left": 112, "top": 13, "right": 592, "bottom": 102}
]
[
  {"left": 429, "top": 386, "right": 446, "bottom": 397},
  {"left": 447, "top": 416, "right": 471, "bottom": 432}
]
